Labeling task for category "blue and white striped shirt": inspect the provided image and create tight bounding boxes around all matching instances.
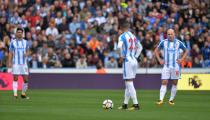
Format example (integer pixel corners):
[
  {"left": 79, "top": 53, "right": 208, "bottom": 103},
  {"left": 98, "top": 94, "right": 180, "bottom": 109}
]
[
  {"left": 158, "top": 39, "right": 186, "bottom": 68},
  {"left": 9, "top": 39, "right": 29, "bottom": 65},
  {"left": 118, "top": 31, "right": 142, "bottom": 59}
]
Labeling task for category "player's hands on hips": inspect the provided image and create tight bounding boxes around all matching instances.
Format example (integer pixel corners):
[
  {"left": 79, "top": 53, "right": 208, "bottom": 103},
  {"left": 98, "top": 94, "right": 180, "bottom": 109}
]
[
  {"left": 159, "top": 59, "right": 165, "bottom": 65},
  {"left": 177, "top": 58, "right": 183, "bottom": 64},
  {"left": 121, "top": 56, "right": 126, "bottom": 60}
]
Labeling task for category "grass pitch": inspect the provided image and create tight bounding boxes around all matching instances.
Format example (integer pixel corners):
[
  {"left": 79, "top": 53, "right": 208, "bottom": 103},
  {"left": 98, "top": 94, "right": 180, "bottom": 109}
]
[{"left": 0, "top": 90, "right": 209, "bottom": 120}]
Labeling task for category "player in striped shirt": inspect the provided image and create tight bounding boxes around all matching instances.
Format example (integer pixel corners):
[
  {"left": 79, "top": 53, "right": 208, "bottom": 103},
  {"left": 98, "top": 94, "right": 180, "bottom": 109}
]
[
  {"left": 155, "top": 29, "right": 189, "bottom": 105},
  {"left": 9, "top": 28, "right": 30, "bottom": 99},
  {"left": 117, "top": 22, "right": 143, "bottom": 110}
]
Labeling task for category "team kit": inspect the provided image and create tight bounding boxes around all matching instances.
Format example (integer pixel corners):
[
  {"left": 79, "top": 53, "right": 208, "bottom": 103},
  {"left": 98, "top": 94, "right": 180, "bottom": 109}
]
[{"left": 9, "top": 25, "right": 188, "bottom": 110}]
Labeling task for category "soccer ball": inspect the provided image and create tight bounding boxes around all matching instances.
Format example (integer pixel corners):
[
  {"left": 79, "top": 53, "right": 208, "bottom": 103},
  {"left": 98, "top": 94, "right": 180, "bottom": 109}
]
[{"left": 102, "top": 99, "right": 113, "bottom": 109}]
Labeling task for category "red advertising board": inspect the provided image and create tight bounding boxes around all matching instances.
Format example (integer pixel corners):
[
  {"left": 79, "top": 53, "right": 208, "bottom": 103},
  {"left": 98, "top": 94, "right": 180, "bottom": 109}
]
[{"left": 0, "top": 73, "right": 23, "bottom": 90}]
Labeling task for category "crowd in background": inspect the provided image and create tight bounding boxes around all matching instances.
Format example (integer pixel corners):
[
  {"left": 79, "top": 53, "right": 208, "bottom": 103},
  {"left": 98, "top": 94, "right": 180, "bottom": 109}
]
[{"left": 0, "top": 0, "right": 209, "bottom": 71}]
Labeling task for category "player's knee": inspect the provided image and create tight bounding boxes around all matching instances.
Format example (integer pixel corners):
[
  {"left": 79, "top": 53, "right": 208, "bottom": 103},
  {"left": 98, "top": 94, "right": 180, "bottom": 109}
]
[
  {"left": 24, "top": 79, "right": 28, "bottom": 83},
  {"left": 14, "top": 76, "right": 18, "bottom": 81},
  {"left": 172, "top": 81, "right": 178, "bottom": 85},
  {"left": 162, "top": 80, "right": 168, "bottom": 85}
]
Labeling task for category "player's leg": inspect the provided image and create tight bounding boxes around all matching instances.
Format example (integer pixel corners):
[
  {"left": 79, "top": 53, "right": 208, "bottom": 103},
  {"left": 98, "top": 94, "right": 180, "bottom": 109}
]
[
  {"left": 119, "top": 81, "right": 130, "bottom": 110},
  {"left": 22, "top": 75, "right": 28, "bottom": 94},
  {"left": 119, "top": 60, "right": 130, "bottom": 110},
  {"left": 126, "top": 80, "right": 139, "bottom": 110},
  {"left": 168, "top": 66, "right": 180, "bottom": 104},
  {"left": 156, "top": 80, "right": 168, "bottom": 104},
  {"left": 21, "top": 64, "right": 29, "bottom": 99},
  {"left": 21, "top": 75, "right": 29, "bottom": 99},
  {"left": 168, "top": 80, "right": 178, "bottom": 105},
  {"left": 157, "top": 67, "right": 170, "bottom": 104},
  {"left": 124, "top": 81, "right": 130, "bottom": 105},
  {"left": 126, "top": 60, "right": 139, "bottom": 110},
  {"left": 13, "top": 75, "right": 18, "bottom": 99}
]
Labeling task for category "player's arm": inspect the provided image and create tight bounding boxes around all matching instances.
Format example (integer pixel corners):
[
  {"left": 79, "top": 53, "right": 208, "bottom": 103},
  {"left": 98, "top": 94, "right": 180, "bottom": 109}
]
[
  {"left": 24, "top": 41, "right": 30, "bottom": 57},
  {"left": 8, "top": 41, "right": 14, "bottom": 68},
  {"left": 8, "top": 50, "right": 13, "bottom": 68},
  {"left": 117, "top": 36, "right": 124, "bottom": 59},
  {"left": 135, "top": 40, "right": 143, "bottom": 58},
  {"left": 155, "top": 41, "right": 164, "bottom": 65},
  {"left": 24, "top": 49, "right": 30, "bottom": 57},
  {"left": 177, "top": 42, "right": 189, "bottom": 64}
]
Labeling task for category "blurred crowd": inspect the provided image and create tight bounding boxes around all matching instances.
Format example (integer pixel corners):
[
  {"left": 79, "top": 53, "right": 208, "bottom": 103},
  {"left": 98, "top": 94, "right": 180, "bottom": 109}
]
[{"left": 0, "top": 0, "right": 209, "bottom": 71}]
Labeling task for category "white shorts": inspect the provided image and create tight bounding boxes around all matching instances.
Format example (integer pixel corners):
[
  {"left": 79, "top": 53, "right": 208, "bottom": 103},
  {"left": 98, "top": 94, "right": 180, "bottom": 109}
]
[
  {"left": 12, "top": 64, "right": 29, "bottom": 75},
  {"left": 123, "top": 58, "right": 138, "bottom": 80},
  {"left": 161, "top": 65, "right": 180, "bottom": 80}
]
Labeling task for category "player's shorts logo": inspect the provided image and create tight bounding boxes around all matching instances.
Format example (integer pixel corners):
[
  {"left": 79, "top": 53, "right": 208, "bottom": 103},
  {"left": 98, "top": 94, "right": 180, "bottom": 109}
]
[
  {"left": 189, "top": 76, "right": 202, "bottom": 88},
  {"left": 176, "top": 71, "right": 179, "bottom": 76},
  {"left": 25, "top": 67, "right": 28, "bottom": 72}
]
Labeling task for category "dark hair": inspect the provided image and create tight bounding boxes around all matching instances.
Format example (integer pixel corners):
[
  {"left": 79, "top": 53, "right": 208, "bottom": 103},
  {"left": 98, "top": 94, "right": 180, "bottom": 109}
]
[
  {"left": 121, "top": 21, "right": 130, "bottom": 29},
  {"left": 16, "top": 28, "right": 24, "bottom": 33}
]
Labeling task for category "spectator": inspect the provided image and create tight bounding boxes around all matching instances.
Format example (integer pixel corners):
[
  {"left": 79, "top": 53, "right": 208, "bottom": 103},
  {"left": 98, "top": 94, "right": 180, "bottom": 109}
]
[
  {"left": 54, "top": 60, "right": 62, "bottom": 68},
  {"left": 96, "top": 61, "right": 106, "bottom": 74},
  {"left": 88, "top": 53, "right": 99, "bottom": 66},
  {"left": 184, "top": 34, "right": 191, "bottom": 56},
  {"left": 40, "top": 41, "right": 49, "bottom": 56},
  {"left": 40, "top": 56, "right": 49, "bottom": 69},
  {"left": 43, "top": 11, "right": 51, "bottom": 29},
  {"left": 181, "top": 57, "right": 192, "bottom": 68},
  {"left": 37, "top": 48, "right": 42, "bottom": 63},
  {"left": 88, "top": 35, "right": 100, "bottom": 52},
  {"left": 69, "top": 17, "right": 80, "bottom": 34},
  {"left": 58, "top": 17, "right": 69, "bottom": 34},
  {"left": 31, "top": 40, "right": 39, "bottom": 54},
  {"left": 105, "top": 57, "right": 118, "bottom": 68},
  {"left": 72, "top": 49, "right": 80, "bottom": 64},
  {"left": 45, "top": 47, "right": 58, "bottom": 67},
  {"left": 66, "top": 10, "right": 74, "bottom": 24},
  {"left": 29, "top": 53, "right": 42, "bottom": 68},
  {"left": 86, "top": 0, "right": 95, "bottom": 16},
  {"left": 104, "top": 18, "right": 113, "bottom": 32},
  {"left": 3, "top": 36, "right": 10, "bottom": 50},
  {"left": 56, "top": 36, "right": 67, "bottom": 50},
  {"left": 192, "top": 57, "right": 202, "bottom": 68},
  {"left": 21, "top": 15, "right": 28, "bottom": 29},
  {"left": 95, "top": 11, "right": 106, "bottom": 26},
  {"left": 191, "top": 44, "right": 201, "bottom": 60},
  {"left": 55, "top": 11, "right": 62, "bottom": 25},
  {"left": 62, "top": 53, "right": 75, "bottom": 67},
  {"left": 47, "top": 34, "right": 55, "bottom": 49},
  {"left": 0, "top": 50, "right": 8, "bottom": 70},
  {"left": 10, "top": 12, "right": 21, "bottom": 24},
  {"left": 79, "top": 6, "right": 89, "bottom": 22},
  {"left": 46, "top": 23, "right": 59, "bottom": 40},
  {"left": 76, "top": 55, "right": 87, "bottom": 69},
  {"left": 72, "top": 28, "right": 82, "bottom": 44},
  {"left": 85, "top": 22, "right": 97, "bottom": 35},
  {"left": 201, "top": 41, "right": 210, "bottom": 67}
]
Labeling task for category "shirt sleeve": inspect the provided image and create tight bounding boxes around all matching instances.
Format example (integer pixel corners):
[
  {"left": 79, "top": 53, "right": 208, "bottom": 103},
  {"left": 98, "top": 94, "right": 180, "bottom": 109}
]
[
  {"left": 179, "top": 41, "right": 186, "bottom": 50},
  {"left": 117, "top": 36, "right": 124, "bottom": 57},
  {"left": 26, "top": 41, "right": 29, "bottom": 49},
  {"left": 157, "top": 41, "right": 164, "bottom": 50},
  {"left": 9, "top": 41, "right": 14, "bottom": 51},
  {"left": 135, "top": 39, "right": 143, "bottom": 58}
]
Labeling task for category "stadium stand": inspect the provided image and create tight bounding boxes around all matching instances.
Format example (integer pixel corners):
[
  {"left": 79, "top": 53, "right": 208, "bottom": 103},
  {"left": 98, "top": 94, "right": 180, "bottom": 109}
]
[{"left": 0, "top": 0, "right": 209, "bottom": 72}]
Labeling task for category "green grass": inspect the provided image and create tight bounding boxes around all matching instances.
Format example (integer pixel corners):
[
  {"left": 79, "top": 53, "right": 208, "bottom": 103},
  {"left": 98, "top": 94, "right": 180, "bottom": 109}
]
[{"left": 0, "top": 90, "right": 210, "bottom": 120}]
